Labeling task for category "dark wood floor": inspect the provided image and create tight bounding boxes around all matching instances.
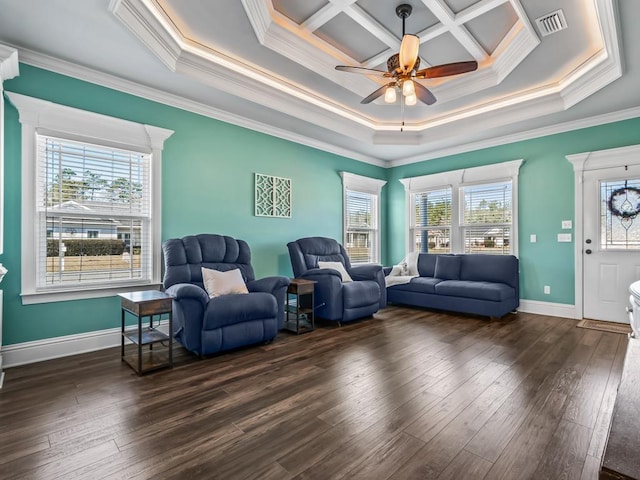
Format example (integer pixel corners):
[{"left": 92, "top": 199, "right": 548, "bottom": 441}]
[{"left": 0, "top": 306, "right": 627, "bottom": 480}]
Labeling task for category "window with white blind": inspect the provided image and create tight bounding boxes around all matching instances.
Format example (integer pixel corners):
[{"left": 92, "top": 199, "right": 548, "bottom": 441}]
[
  {"left": 411, "top": 188, "right": 452, "bottom": 253},
  {"left": 8, "top": 92, "right": 173, "bottom": 304},
  {"left": 341, "top": 172, "right": 386, "bottom": 264},
  {"left": 38, "top": 136, "right": 151, "bottom": 287},
  {"left": 400, "top": 160, "right": 522, "bottom": 258},
  {"left": 461, "top": 181, "right": 512, "bottom": 254}
]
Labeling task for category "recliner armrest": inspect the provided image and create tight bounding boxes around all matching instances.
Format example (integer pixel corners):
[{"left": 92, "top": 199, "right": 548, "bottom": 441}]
[
  {"left": 350, "top": 264, "right": 383, "bottom": 281},
  {"left": 165, "top": 283, "right": 209, "bottom": 307},
  {"left": 247, "top": 276, "right": 290, "bottom": 295},
  {"left": 300, "top": 268, "right": 342, "bottom": 281}
]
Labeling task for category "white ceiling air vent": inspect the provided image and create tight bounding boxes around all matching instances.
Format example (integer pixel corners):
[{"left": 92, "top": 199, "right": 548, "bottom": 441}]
[{"left": 535, "top": 9, "right": 567, "bottom": 37}]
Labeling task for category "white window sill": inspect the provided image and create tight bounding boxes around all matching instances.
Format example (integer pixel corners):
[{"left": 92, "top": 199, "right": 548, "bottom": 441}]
[{"left": 21, "top": 282, "right": 163, "bottom": 305}]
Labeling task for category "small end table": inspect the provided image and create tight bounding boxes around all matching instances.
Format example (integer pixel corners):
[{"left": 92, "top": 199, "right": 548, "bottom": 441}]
[
  {"left": 284, "top": 278, "right": 316, "bottom": 334},
  {"left": 119, "top": 290, "right": 173, "bottom": 375}
]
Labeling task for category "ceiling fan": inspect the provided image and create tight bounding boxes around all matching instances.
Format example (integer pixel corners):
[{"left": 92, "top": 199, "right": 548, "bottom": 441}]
[{"left": 335, "top": 4, "right": 478, "bottom": 107}]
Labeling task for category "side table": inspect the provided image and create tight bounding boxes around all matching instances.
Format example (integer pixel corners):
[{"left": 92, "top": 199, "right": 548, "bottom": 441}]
[
  {"left": 119, "top": 290, "right": 173, "bottom": 375},
  {"left": 284, "top": 278, "right": 316, "bottom": 334}
]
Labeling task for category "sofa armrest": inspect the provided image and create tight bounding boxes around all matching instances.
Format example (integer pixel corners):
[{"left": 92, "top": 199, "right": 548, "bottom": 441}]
[
  {"left": 382, "top": 266, "right": 393, "bottom": 276},
  {"left": 350, "top": 264, "right": 386, "bottom": 309},
  {"left": 165, "top": 283, "right": 209, "bottom": 305},
  {"left": 246, "top": 276, "right": 290, "bottom": 295},
  {"left": 299, "top": 268, "right": 343, "bottom": 281},
  {"left": 164, "top": 283, "right": 209, "bottom": 353},
  {"left": 349, "top": 264, "right": 382, "bottom": 281}
]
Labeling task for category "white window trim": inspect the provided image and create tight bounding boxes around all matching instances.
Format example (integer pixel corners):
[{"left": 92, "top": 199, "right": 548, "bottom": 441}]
[
  {"left": 340, "top": 172, "right": 386, "bottom": 264},
  {"left": 7, "top": 92, "right": 174, "bottom": 304},
  {"left": 400, "top": 160, "right": 523, "bottom": 256}
]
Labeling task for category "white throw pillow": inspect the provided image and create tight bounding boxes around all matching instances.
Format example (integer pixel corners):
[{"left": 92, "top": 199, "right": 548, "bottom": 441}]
[
  {"left": 317, "top": 261, "right": 353, "bottom": 283},
  {"left": 405, "top": 251, "right": 419, "bottom": 276},
  {"left": 201, "top": 267, "right": 249, "bottom": 298}
]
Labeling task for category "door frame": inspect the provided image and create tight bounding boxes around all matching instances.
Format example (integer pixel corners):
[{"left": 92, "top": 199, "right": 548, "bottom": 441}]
[{"left": 566, "top": 144, "right": 640, "bottom": 320}]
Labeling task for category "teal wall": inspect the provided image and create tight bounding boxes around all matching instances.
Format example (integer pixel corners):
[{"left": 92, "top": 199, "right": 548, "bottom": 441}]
[
  {"left": 387, "top": 118, "right": 640, "bottom": 304},
  {"left": 2, "top": 65, "right": 386, "bottom": 345},
  {"left": 3, "top": 63, "right": 640, "bottom": 347}
]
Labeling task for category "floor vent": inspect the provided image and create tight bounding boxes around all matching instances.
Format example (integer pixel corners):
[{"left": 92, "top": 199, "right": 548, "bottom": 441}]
[{"left": 535, "top": 9, "right": 567, "bottom": 37}]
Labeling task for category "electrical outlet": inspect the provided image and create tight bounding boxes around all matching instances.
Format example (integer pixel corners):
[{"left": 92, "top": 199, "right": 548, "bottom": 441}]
[{"left": 544, "top": 285, "right": 551, "bottom": 294}]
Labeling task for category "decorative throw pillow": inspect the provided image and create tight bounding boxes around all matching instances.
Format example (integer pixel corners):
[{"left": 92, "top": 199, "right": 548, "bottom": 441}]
[
  {"left": 434, "top": 255, "right": 461, "bottom": 280},
  {"left": 405, "top": 251, "right": 419, "bottom": 276},
  {"left": 201, "top": 267, "right": 249, "bottom": 298},
  {"left": 317, "top": 261, "right": 353, "bottom": 283}
]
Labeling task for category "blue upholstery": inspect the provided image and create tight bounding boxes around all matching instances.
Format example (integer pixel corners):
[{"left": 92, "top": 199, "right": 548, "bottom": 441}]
[
  {"left": 163, "top": 234, "right": 290, "bottom": 356},
  {"left": 434, "top": 255, "right": 461, "bottom": 280},
  {"left": 287, "top": 237, "right": 385, "bottom": 323},
  {"left": 387, "top": 253, "right": 519, "bottom": 318}
]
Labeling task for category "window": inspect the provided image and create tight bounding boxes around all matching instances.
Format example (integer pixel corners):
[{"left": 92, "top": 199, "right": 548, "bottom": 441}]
[
  {"left": 411, "top": 187, "right": 452, "bottom": 253},
  {"left": 461, "top": 181, "right": 512, "bottom": 254},
  {"left": 401, "top": 160, "right": 522, "bottom": 256},
  {"left": 8, "top": 92, "right": 173, "bottom": 304},
  {"left": 341, "top": 172, "right": 386, "bottom": 264}
]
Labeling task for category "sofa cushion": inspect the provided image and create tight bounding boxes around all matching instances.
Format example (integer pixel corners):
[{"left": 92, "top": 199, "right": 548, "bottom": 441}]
[
  {"left": 342, "top": 280, "right": 380, "bottom": 309},
  {"left": 388, "top": 277, "right": 443, "bottom": 294},
  {"left": 434, "top": 280, "right": 515, "bottom": 302},
  {"left": 417, "top": 254, "right": 438, "bottom": 277},
  {"left": 459, "top": 254, "right": 519, "bottom": 288},
  {"left": 204, "top": 292, "right": 276, "bottom": 329},
  {"left": 435, "top": 255, "right": 462, "bottom": 280}
]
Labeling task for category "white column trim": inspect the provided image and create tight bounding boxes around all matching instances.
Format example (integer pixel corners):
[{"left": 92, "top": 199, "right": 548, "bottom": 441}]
[{"left": 0, "top": 44, "right": 19, "bottom": 388}]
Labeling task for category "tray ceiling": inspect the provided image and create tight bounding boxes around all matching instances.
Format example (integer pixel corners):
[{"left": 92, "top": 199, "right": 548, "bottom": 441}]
[{"left": 0, "top": 0, "right": 627, "bottom": 165}]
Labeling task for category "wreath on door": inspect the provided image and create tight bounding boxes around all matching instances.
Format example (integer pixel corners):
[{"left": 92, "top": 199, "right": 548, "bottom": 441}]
[{"left": 607, "top": 182, "right": 640, "bottom": 222}]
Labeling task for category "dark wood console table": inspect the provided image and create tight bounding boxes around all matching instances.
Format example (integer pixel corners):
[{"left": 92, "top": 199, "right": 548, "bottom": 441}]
[{"left": 600, "top": 337, "right": 639, "bottom": 479}]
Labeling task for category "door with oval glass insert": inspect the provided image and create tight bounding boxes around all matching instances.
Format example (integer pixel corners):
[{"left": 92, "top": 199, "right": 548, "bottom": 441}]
[{"left": 583, "top": 166, "right": 640, "bottom": 323}]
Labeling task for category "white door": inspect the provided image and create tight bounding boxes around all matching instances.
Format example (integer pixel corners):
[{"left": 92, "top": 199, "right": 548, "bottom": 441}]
[{"left": 583, "top": 166, "right": 640, "bottom": 323}]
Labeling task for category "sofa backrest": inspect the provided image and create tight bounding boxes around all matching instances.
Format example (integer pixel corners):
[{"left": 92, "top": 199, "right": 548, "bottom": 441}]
[
  {"left": 163, "top": 234, "right": 255, "bottom": 289},
  {"left": 288, "top": 237, "right": 352, "bottom": 278},
  {"left": 417, "top": 253, "right": 519, "bottom": 290}
]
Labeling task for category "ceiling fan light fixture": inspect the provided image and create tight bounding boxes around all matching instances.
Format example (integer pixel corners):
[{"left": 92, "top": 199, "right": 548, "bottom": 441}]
[
  {"left": 402, "top": 79, "right": 415, "bottom": 97},
  {"left": 405, "top": 93, "right": 417, "bottom": 106},
  {"left": 399, "top": 34, "right": 419, "bottom": 73},
  {"left": 384, "top": 86, "right": 397, "bottom": 103}
]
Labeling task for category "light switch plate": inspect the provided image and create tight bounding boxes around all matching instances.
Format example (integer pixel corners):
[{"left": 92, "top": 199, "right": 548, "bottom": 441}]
[
  {"left": 562, "top": 220, "right": 572, "bottom": 229},
  {"left": 530, "top": 234, "right": 537, "bottom": 243},
  {"left": 558, "top": 233, "right": 572, "bottom": 242}
]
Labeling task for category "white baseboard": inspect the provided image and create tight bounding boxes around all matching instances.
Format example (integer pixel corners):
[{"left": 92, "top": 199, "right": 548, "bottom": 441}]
[
  {"left": 3, "top": 321, "right": 170, "bottom": 369},
  {"left": 518, "top": 299, "right": 578, "bottom": 319}
]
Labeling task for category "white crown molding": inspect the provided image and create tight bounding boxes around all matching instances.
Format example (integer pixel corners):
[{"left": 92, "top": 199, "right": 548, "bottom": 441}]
[
  {"left": 518, "top": 299, "right": 578, "bottom": 319},
  {"left": 109, "top": 0, "right": 623, "bottom": 150},
  {"left": 0, "top": 44, "right": 19, "bottom": 81},
  {"left": 10, "top": 45, "right": 384, "bottom": 166},
  {"left": 108, "top": 0, "right": 180, "bottom": 70},
  {"left": 390, "top": 103, "right": 640, "bottom": 167}
]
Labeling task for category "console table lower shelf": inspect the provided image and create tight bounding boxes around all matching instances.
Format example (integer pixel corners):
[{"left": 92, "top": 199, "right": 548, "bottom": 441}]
[{"left": 119, "top": 291, "right": 173, "bottom": 375}]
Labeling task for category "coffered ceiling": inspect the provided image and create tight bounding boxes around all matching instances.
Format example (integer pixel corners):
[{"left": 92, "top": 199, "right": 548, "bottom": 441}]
[{"left": 0, "top": 0, "right": 634, "bottom": 166}]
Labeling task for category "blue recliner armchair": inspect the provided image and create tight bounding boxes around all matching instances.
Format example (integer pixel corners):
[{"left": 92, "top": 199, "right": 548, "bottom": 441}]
[
  {"left": 162, "top": 234, "right": 290, "bottom": 356},
  {"left": 287, "top": 237, "right": 386, "bottom": 323}
]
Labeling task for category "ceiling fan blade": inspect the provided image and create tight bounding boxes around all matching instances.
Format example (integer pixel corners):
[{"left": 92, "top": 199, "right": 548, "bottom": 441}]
[
  {"left": 361, "top": 83, "right": 395, "bottom": 104},
  {"left": 399, "top": 34, "right": 420, "bottom": 73},
  {"left": 335, "top": 65, "right": 390, "bottom": 77},
  {"left": 414, "top": 82, "right": 437, "bottom": 105},
  {"left": 415, "top": 60, "right": 478, "bottom": 79}
]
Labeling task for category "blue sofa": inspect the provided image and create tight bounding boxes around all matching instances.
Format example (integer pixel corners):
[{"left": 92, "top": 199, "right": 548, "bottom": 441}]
[
  {"left": 386, "top": 253, "right": 519, "bottom": 318},
  {"left": 162, "top": 234, "right": 290, "bottom": 356}
]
